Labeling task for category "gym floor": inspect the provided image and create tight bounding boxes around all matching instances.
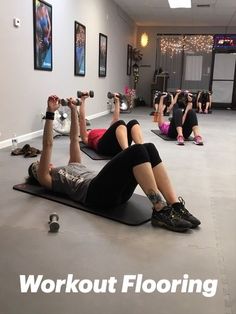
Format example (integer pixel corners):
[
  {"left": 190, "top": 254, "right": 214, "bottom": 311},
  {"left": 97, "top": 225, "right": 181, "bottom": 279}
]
[{"left": 0, "top": 107, "right": 235, "bottom": 314}]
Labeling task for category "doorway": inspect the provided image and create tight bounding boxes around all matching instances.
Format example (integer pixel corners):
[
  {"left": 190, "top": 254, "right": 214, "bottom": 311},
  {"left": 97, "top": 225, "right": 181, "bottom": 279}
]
[{"left": 210, "top": 52, "right": 236, "bottom": 109}]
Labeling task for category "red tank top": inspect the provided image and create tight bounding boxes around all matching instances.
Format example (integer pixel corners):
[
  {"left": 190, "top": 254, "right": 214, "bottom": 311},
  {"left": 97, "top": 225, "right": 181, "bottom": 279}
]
[{"left": 87, "top": 129, "right": 107, "bottom": 150}]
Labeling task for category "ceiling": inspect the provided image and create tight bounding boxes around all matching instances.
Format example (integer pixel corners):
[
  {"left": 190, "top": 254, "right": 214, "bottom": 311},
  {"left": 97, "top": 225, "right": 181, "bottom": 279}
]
[{"left": 113, "top": 0, "right": 236, "bottom": 28}]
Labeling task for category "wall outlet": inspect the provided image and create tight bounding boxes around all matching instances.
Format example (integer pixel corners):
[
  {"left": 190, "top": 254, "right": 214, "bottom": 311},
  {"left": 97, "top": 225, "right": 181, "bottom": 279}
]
[{"left": 13, "top": 17, "right": 21, "bottom": 27}]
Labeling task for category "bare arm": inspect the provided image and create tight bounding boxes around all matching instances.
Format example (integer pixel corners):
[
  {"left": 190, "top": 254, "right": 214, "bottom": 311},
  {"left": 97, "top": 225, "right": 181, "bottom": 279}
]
[
  {"left": 182, "top": 101, "right": 192, "bottom": 124},
  {"left": 166, "top": 93, "right": 175, "bottom": 113},
  {"left": 173, "top": 90, "right": 181, "bottom": 106},
  {"left": 157, "top": 96, "right": 166, "bottom": 127},
  {"left": 110, "top": 93, "right": 121, "bottom": 125},
  {"left": 78, "top": 95, "right": 89, "bottom": 144},
  {"left": 68, "top": 99, "right": 82, "bottom": 164},
  {"left": 197, "top": 92, "right": 201, "bottom": 103},
  {"left": 37, "top": 95, "right": 60, "bottom": 189}
]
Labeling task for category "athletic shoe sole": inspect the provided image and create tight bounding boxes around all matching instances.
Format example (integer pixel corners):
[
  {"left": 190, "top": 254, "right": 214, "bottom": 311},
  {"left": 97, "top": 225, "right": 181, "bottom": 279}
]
[
  {"left": 193, "top": 141, "right": 204, "bottom": 146},
  {"left": 151, "top": 219, "right": 191, "bottom": 232}
]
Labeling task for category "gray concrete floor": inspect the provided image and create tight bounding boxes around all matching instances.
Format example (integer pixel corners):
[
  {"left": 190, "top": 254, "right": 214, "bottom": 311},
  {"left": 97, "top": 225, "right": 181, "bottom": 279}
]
[{"left": 0, "top": 107, "right": 236, "bottom": 314}]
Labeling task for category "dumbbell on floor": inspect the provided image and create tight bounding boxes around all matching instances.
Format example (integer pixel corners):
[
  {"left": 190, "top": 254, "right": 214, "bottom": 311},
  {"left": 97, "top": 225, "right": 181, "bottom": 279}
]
[
  {"left": 60, "top": 98, "right": 81, "bottom": 106},
  {"left": 107, "top": 92, "right": 122, "bottom": 100},
  {"left": 77, "top": 90, "right": 94, "bottom": 98},
  {"left": 48, "top": 213, "right": 60, "bottom": 232}
]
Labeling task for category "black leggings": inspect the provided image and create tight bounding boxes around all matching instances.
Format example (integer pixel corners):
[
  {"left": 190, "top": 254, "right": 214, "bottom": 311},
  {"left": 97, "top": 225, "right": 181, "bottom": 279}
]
[
  {"left": 97, "top": 119, "right": 139, "bottom": 156},
  {"left": 168, "top": 106, "right": 198, "bottom": 139},
  {"left": 86, "top": 143, "right": 162, "bottom": 208}
]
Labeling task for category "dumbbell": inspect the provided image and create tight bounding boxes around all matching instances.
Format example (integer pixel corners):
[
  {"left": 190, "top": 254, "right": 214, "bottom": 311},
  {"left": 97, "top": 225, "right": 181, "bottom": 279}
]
[
  {"left": 107, "top": 92, "right": 123, "bottom": 100},
  {"left": 60, "top": 98, "right": 81, "bottom": 106},
  {"left": 48, "top": 213, "right": 60, "bottom": 233},
  {"left": 77, "top": 90, "right": 94, "bottom": 98}
]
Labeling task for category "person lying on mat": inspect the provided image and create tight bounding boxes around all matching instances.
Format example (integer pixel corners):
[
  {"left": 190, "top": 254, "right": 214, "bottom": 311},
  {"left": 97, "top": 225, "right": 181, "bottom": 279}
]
[
  {"left": 27, "top": 95, "right": 201, "bottom": 232},
  {"left": 78, "top": 92, "right": 143, "bottom": 156},
  {"left": 156, "top": 90, "right": 204, "bottom": 146}
]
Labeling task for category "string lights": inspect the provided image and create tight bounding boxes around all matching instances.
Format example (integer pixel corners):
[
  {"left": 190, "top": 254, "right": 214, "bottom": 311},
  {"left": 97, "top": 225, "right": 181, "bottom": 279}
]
[
  {"left": 184, "top": 35, "right": 213, "bottom": 53},
  {"left": 160, "top": 36, "right": 183, "bottom": 57},
  {"left": 160, "top": 35, "right": 213, "bottom": 57}
]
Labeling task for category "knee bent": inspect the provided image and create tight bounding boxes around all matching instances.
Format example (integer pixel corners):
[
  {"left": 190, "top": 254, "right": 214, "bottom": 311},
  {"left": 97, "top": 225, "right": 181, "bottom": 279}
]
[
  {"left": 127, "top": 119, "right": 140, "bottom": 129},
  {"left": 143, "top": 143, "right": 162, "bottom": 166},
  {"left": 124, "top": 144, "right": 150, "bottom": 166},
  {"left": 124, "top": 143, "right": 161, "bottom": 168},
  {"left": 113, "top": 120, "right": 126, "bottom": 128}
]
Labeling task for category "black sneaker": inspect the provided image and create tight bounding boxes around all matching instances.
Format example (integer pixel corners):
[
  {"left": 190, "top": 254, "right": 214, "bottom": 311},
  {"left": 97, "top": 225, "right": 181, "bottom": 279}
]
[
  {"left": 172, "top": 197, "right": 201, "bottom": 228},
  {"left": 151, "top": 205, "right": 192, "bottom": 232}
]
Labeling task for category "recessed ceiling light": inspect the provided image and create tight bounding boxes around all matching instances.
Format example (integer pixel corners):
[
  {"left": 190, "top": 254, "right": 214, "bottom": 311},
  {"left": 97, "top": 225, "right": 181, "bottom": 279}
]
[{"left": 168, "top": 0, "right": 192, "bottom": 8}]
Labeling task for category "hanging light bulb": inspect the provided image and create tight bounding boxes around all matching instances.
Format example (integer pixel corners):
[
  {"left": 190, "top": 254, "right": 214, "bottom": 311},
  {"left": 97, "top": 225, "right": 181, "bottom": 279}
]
[{"left": 140, "top": 32, "right": 149, "bottom": 47}]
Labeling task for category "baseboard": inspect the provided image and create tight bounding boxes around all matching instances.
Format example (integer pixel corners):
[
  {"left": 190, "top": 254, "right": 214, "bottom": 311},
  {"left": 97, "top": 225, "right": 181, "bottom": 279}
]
[
  {"left": 0, "top": 110, "right": 110, "bottom": 149},
  {"left": 87, "top": 110, "right": 110, "bottom": 120},
  {"left": 0, "top": 130, "right": 43, "bottom": 149}
]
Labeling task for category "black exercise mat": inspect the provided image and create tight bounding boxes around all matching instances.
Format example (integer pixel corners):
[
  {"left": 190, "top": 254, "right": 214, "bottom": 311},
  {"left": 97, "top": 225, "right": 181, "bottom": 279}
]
[
  {"left": 151, "top": 129, "right": 193, "bottom": 141},
  {"left": 13, "top": 183, "right": 151, "bottom": 226},
  {"left": 79, "top": 142, "right": 111, "bottom": 160}
]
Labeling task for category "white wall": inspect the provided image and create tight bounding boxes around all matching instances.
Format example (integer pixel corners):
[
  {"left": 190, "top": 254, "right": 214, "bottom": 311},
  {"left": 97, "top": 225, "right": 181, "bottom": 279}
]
[
  {"left": 135, "top": 26, "right": 236, "bottom": 105},
  {"left": 0, "top": 0, "right": 135, "bottom": 145}
]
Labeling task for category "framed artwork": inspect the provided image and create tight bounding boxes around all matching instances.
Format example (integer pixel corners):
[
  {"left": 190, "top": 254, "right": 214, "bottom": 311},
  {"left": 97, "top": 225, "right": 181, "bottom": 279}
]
[
  {"left": 98, "top": 33, "right": 108, "bottom": 77},
  {"left": 74, "top": 21, "right": 86, "bottom": 76},
  {"left": 127, "top": 44, "right": 132, "bottom": 75},
  {"left": 33, "top": 0, "right": 52, "bottom": 71}
]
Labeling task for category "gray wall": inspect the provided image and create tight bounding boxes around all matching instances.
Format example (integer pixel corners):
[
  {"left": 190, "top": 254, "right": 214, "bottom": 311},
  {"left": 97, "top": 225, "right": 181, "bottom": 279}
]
[
  {"left": 135, "top": 26, "right": 236, "bottom": 105},
  {"left": 0, "top": 0, "right": 135, "bottom": 144}
]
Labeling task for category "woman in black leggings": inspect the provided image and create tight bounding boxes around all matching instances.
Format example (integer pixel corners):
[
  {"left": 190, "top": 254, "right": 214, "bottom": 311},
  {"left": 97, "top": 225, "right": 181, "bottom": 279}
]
[
  {"left": 79, "top": 93, "right": 143, "bottom": 156},
  {"left": 168, "top": 103, "right": 199, "bottom": 139},
  {"left": 196, "top": 90, "right": 212, "bottom": 114},
  {"left": 157, "top": 91, "right": 204, "bottom": 146},
  {"left": 96, "top": 119, "right": 140, "bottom": 156},
  {"left": 28, "top": 95, "right": 201, "bottom": 232}
]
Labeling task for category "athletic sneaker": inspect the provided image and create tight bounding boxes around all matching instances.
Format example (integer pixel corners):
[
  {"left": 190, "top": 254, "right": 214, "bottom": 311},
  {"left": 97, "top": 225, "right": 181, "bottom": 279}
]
[
  {"left": 172, "top": 197, "right": 201, "bottom": 228},
  {"left": 151, "top": 205, "right": 192, "bottom": 232},
  {"left": 177, "top": 135, "right": 185, "bottom": 145},
  {"left": 193, "top": 135, "right": 203, "bottom": 145}
]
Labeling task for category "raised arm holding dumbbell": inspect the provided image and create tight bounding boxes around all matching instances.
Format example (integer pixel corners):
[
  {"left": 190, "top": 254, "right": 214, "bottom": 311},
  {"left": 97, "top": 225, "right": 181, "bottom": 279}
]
[
  {"left": 107, "top": 92, "right": 123, "bottom": 124},
  {"left": 77, "top": 91, "right": 143, "bottom": 156},
  {"left": 28, "top": 95, "right": 82, "bottom": 189},
  {"left": 36, "top": 95, "right": 60, "bottom": 189}
]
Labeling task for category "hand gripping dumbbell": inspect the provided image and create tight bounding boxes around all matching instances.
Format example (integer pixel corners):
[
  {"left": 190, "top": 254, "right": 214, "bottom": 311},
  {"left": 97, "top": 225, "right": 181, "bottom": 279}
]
[
  {"left": 48, "top": 213, "right": 60, "bottom": 232},
  {"left": 77, "top": 90, "right": 94, "bottom": 98},
  {"left": 60, "top": 98, "right": 81, "bottom": 106},
  {"left": 107, "top": 92, "right": 123, "bottom": 100}
]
